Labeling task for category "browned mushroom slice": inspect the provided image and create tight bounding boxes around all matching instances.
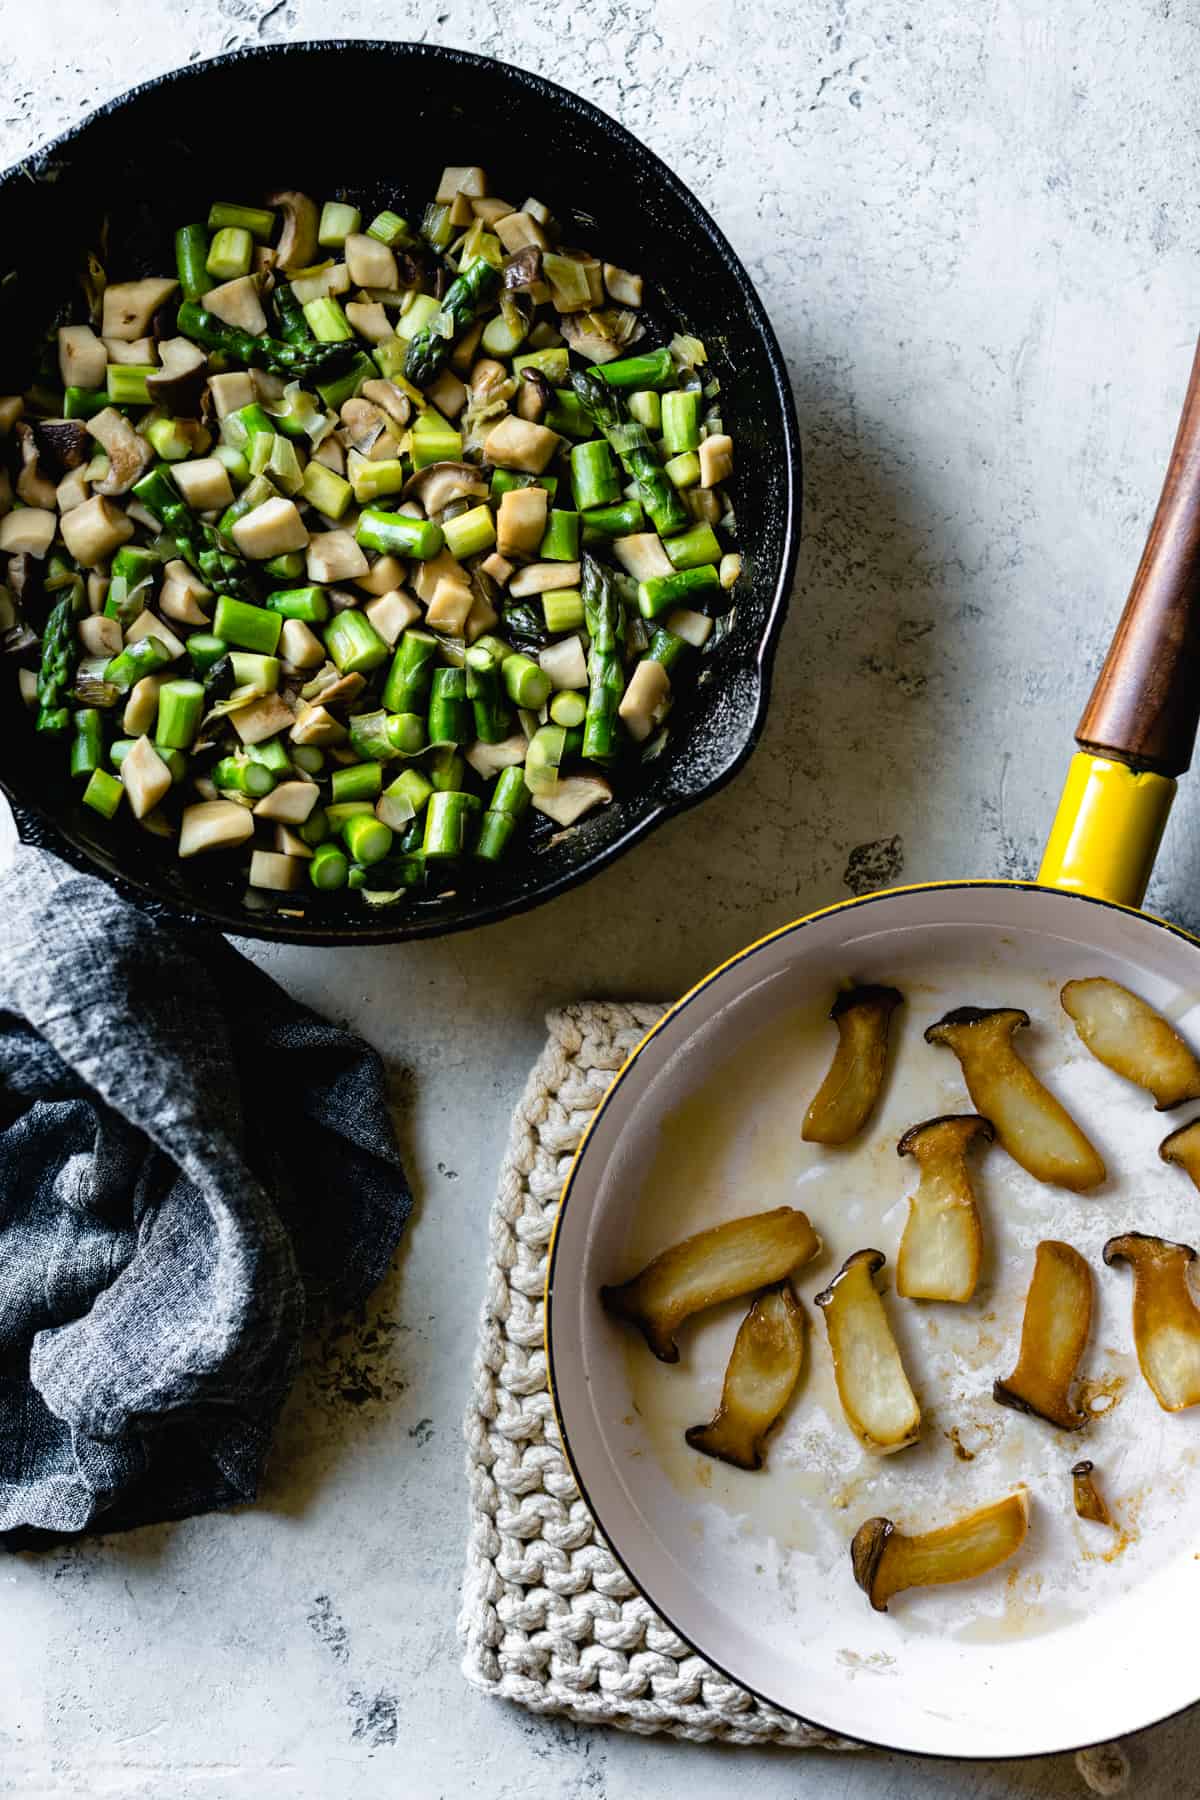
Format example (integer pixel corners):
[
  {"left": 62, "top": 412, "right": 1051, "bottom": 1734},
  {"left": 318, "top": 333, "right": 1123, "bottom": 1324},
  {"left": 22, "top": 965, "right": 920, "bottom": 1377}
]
[
  {"left": 600, "top": 1208, "right": 821, "bottom": 1364},
  {"left": 814, "top": 1249, "right": 921, "bottom": 1453},
  {"left": 684, "top": 1284, "right": 806, "bottom": 1470},
  {"left": 1159, "top": 1118, "right": 1200, "bottom": 1190},
  {"left": 1103, "top": 1233, "right": 1200, "bottom": 1411},
  {"left": 924, "top": 1007, "right": 1105, "bottom": 1191},
  {"left": 993, "top": 1240, "right": 1093, "bottom": 1429},
  {"left": 1071, "top": 1460, "right": 1113, "bottom": 1526},
  {"left": 896, "top": 1114, "right": 994, "bottom": 1302},
  {"left": 851, "top": 1489, "right": 1030, "bottom": 1612},
  {"left": 1061, "top": 978, "right": 1200, "bottom": 1110},
  {"left": 802, "top": 985, "right": 903, "bottom": 1145}
]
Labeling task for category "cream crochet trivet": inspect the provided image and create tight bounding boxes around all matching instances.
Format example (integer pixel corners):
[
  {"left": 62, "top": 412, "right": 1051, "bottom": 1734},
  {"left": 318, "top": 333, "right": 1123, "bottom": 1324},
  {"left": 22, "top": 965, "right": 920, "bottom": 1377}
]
[
  {"left": 458, "top": 1001, "right": 1132, "bottom": 1787},
  {"left": 459, "top": 1000, "right": 846, "bottom": 1748}
]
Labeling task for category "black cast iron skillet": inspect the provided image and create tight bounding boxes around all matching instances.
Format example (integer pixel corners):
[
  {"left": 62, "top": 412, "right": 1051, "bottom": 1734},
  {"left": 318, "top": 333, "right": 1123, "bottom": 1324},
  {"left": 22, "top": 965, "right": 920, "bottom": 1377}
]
[{"left": 0, "top": 41, "right": 800, "bottom": 943}]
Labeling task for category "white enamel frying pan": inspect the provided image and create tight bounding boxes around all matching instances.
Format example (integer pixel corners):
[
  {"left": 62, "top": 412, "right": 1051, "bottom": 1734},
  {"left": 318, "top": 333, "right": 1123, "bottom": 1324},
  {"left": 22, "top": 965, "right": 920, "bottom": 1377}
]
[{"left": 546, "top": 340, "right": 1200, "bottom": 1759}]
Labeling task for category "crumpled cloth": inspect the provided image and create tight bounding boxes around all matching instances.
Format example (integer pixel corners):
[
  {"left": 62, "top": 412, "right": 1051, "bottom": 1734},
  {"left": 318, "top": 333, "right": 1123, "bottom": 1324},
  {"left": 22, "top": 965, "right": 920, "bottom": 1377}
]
[{"left": 0, "top": 843, "right": 411, "bottom": 1545}]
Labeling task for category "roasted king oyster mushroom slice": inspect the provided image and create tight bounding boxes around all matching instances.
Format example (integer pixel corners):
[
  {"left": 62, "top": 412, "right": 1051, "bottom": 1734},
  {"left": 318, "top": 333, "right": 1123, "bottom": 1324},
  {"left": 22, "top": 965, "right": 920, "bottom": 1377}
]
[
  {"left": 851, "top": 1489, "right": 1030, "bottom": 1612},
  {"left": 1061, "top": 977, "right": 1200, "bottom": 1110},
  {"left": 993, "top": 1240, "right": 1093, "bottom": 1430},
  {"left": 685, "top": 1283, "right": 806, "bottom": 1470},
  {"left": 925, "top": 1006, "right": 1105, "bottom": 1191},
  {"left": 802, "top": 985, "right": 903, "bottom": 1146},
  {"left": 600, "top": 1208, "right": 820, "bottom": 1364},
  {"left": 815, "top": 1249, "right": 921, "bottom": 1453},
  {"left": 896, "top": 1114, "right": 994, "bottom": 1303},
  {"left": 1103, "top": 1232, "right": 1200, "bottom": 1412},
  {"left": 1071, "top": 1461, "right": 1113, "bottom": 1526}
]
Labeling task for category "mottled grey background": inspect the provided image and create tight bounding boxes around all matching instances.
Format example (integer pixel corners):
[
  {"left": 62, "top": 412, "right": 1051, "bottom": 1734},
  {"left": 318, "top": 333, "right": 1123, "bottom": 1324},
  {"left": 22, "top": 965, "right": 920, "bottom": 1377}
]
[{"left": 2, "top": 2, "right": 1199, "bottom": 1795}]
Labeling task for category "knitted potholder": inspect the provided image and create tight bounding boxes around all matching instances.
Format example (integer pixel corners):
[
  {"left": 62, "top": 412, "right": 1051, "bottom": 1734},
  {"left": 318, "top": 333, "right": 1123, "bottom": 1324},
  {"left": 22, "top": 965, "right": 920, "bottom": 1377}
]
[{"left": 458, "top": 1000, "right": 846, "bottom": 1748}]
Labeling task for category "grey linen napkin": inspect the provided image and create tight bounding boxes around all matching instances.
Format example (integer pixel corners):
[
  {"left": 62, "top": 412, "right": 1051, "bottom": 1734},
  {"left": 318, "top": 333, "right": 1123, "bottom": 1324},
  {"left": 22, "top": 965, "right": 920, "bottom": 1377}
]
[{"left": 0, "top": 842, "right": 411, "bottom": 1545}]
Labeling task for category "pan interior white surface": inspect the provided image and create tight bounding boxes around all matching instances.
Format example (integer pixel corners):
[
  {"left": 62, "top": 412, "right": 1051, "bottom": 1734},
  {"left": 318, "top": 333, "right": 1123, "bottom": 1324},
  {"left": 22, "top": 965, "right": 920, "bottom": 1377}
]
[{"left": 548, "top": 886, "right": 1200, "bottom": 1759}]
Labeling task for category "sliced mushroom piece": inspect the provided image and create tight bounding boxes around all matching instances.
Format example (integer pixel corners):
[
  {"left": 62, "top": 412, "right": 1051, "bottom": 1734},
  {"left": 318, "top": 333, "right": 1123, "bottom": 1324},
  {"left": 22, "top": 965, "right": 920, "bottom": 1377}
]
[
  {"left": 403, "top": 460, "right": 490, "bottom": 515},
  {"left": 497, "top": 485, "right": 549, "bottom": 559},
  {"left": 1061, "top": 977, "right": 1200, "bottom": 1110},
  {"left": 993, "top": 1240, "right": 1093, "bottom": 1429},
  {"left": 339, "top": 398, "right": 399, "bottom": 460},
  {"left": 436, "top": 164, "right": 487, "bottom": 204},
  {"left": 253, "top": 780, "right": 320, "bottom": 825},
  {"left": 685, "top": 1284, "right": 806, "bottom": 1471},
  {"left": 353, "top": 552, "right": 404, "bottom": 595},
  {"left": 364, "top": 588, "right": 421, "bottom": 646},
  {"left": 345, "top": 232, "right": 399, "bottom": 290},
  {"left": 56, "top": 466, "right": 90, "bottom": 514},
  {"left": 57, "top": 323, "right": 107, "bottom": 391},
  {"left": 469, "top": 356, "right": 511, "bottom": 403},
  {"left": 618, "top": 658, "right": 671, "bottom": 744},
  {"left": 613, "top": 533, "right": 673, "bottom": 582},
  {"left": 209, "top": 371, "right": 257, "bottom": 419},
  {"left": 12, "top": 506, "right": 67, "bottom": 560},
  {"left": 345, "top": 301, "right": 395, "bottom": 346},
  {"left": 230, "top": 692, "right": 295, "bottom": 746},
  {"left": 160, "top": 560, "right": 213, "bottom": 626},
  {"left": 426, "top": 578, "right": 475, "bottom": 635},
  {"left": 15, "top": 424, "right": 58, "bottom": 509},
  {"left": 803, "top": 985, "right": 903, "bottom": 1146},
  {"left": 232, "top": 496, "right": 308, "bottom": 560},
  {"left": 249, "top": 849, "right": 304, "bottom": 892},
  {"left": 306, "top": 529, "right": 367, "bottom": 584},
  {"left": 539, "top": 635, "right": 588, "bottom": 692},
  {"left": 516, "top": 367, "right": 553, "bottom": 423},
  {"left": 102, "top": 276, "right": 178, "bottom": 342},
  {"left": 78, "top": 614, "right": 122, "bottom": 659},
  {"left": 360, "top": 379, "right": 413, "bottom": 434},
  {"left": 815, "top": 1249, "right": 921, "bottom": 1454},
  {"left": 121, "top": 735, "right": 173, "bottom": 819},
  {"left": 203, "top": 276, "right": 267, "bottom": 336},
  {"left": 1160, "top": 1117, "right": 1200, "bottom": 1190},
  {"left": 924, "top": 1006, "right": 1105, "bottom": 1191},
  {"left": 1103, "top": 1232, "right": 1200, "bottom": 1412},
  {"left": 179, "top": 799, "right": 256, "bottom": 857},
  {"left": 896, "top": 1114, "right": 993, "bottom": 1302},
  {"left": 464, "top": 734, "right": 529, "bottom": 779},
  {"left": 851, "top": 1490, "right": 1030, "bottom": 1613},
  {"left": 495, "top": 211, "right": 548, "bottom": 255},
  {"left": 603, "top": 263, "right": 643, "bottom": 308},
  {"left": 484, "top": 415, "right": 560, "bottom": 474},
  {"left": 1071, "top": 1461, "right": 1113, "bottom": 1526},
  {"left": 33, "top": 418, "right": 90, "bottom": 474},
  {"left": 171, "top": 457, "right": 233, "bottom": 513},
  {"left": 147, "top": 336, "right": 208, "bottom": 416},
  {"left": 411, "top": 547, "right": 468, "bottom": 606},
  {"left": 503, "top": 245, "right": 544, "bottom": 292},
  {"left": 508, "top": 560, "right": 580, "bottom": 599},
  {"left": 600, "top": 1207, "right": 820, "bottom": 1364},
  {"left": 85, "top": 407, "right": 153, "bottom": 496},
  {"left": 533, "top": 774, "right": 614, "bottom": 828},
  {"left": 103, "top": 335, "right": 158, "bottom": 366},
  {"left": 267, "top": 191, "right": 320, "bottom": 272}
]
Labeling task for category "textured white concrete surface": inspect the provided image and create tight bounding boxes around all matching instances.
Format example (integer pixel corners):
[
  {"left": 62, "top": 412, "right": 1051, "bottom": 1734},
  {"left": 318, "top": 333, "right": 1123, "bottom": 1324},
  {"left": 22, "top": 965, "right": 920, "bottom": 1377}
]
[{"left": 4, "top": 2, "right": 1200, "bottom": 1795}]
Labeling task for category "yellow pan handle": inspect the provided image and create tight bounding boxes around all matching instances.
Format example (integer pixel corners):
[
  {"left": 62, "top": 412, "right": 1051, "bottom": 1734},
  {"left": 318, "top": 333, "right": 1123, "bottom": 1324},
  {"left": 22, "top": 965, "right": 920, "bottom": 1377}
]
[
  {"left": 1040, "top": 336, "right": 1200, "bottom": 907},
  {"left": 1039, "top": 754, "right": 1175, "bottom": 908}
]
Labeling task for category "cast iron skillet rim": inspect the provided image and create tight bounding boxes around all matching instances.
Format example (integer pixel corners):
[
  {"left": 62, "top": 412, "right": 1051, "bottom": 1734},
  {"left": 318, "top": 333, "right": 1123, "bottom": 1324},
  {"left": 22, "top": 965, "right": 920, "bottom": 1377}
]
[
  {"left": 545, "top": 879, "right": 1200, "bottom": 1759},
  {"left": 0, "top": 40, "right": 801, "bottom": 944}
]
